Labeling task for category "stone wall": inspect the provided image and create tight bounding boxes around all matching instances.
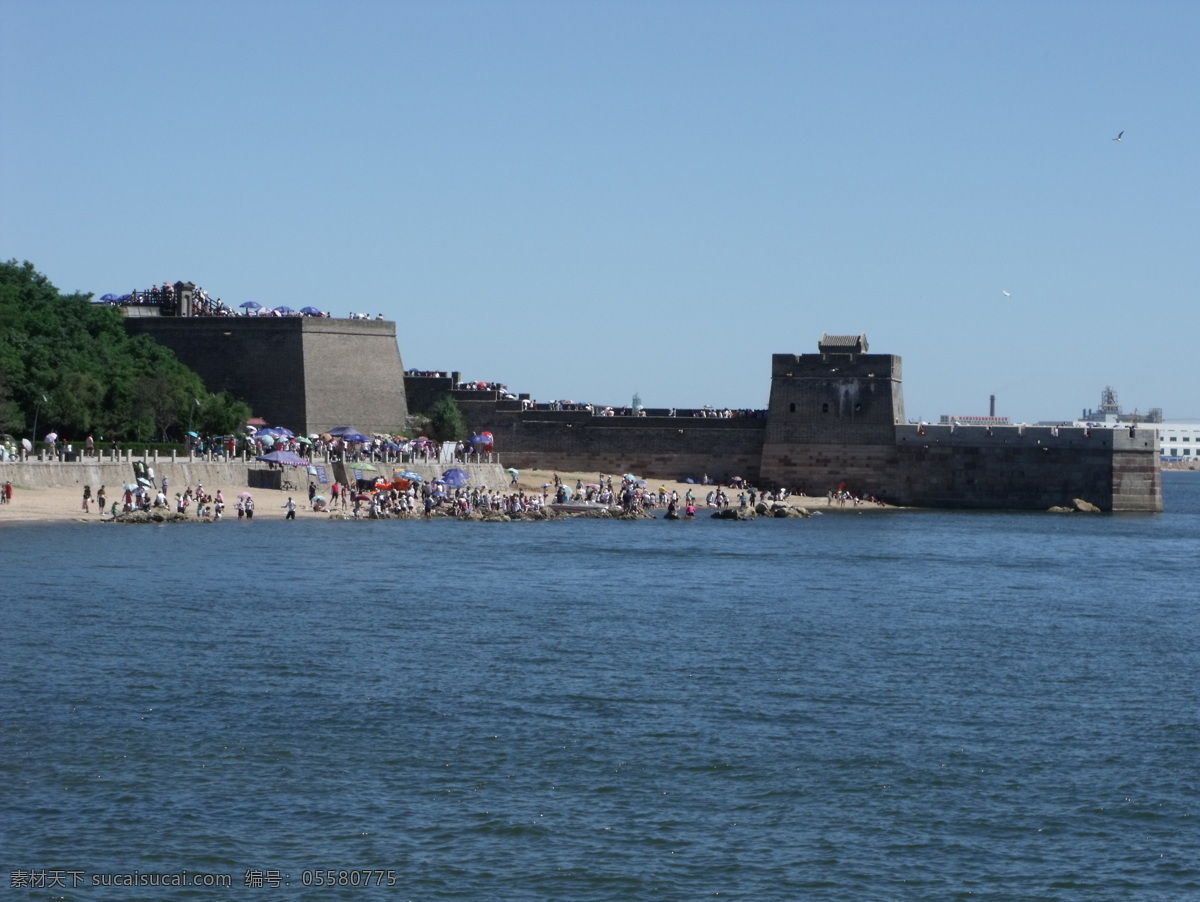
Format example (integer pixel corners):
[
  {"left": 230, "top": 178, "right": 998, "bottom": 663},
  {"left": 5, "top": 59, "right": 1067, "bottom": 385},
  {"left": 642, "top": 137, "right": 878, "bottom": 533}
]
[
  {"left": 0, "top": 458, "right": 256, "bottom": 492},
  {"left": 297, "top": 319, "right": 409, "bottom": 434},
  {"left": 404, "top": 373, "right": 459, "bottom": 416},
  {"left": 123, "top": 317, "right": 408, "bottom": 435},
  {"left": 760, "top": 424, "right": 1162, "bottom": 511},
  {"left": 457, "top": 402, "right": 767, "bottom": 483},
  {"left": 0, "top": 458, "right": 510, "bottom": 494},
  {"left": 762, "top": 352, "right": 905, "bottom": 447},
  {"left": 124, "top": 324, "right": 1153, "bottom": 512}
]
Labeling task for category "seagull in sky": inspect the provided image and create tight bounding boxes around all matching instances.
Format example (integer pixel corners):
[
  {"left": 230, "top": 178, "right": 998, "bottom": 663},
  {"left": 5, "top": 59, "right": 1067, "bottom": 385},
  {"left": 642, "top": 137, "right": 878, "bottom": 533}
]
[
  {"left": 1113, "top": 130, "right": 1124, "bottom": 142},
  {"left": 1002, "top": 290, "right": 1011, "bottom": 297}
]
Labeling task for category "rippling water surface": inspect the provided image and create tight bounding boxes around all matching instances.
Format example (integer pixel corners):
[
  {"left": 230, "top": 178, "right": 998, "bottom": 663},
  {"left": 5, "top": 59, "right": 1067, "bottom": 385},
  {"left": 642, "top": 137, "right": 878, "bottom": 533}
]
[{"left": 3, "top": 474, "right": 1199, "bottom": 900}]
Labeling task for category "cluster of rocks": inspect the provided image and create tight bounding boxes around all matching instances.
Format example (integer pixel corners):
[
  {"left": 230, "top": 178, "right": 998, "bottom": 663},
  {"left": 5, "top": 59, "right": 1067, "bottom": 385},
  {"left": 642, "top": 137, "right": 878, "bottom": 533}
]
[
  {"left": 710, "top": 502, "right": 813, "bottom": 521},
  {"left": 105, "top": 509, "right": 196, "bottom": 524},
  {"left": 1048, "top": 498, "right": 1102, "bottom": 514}
]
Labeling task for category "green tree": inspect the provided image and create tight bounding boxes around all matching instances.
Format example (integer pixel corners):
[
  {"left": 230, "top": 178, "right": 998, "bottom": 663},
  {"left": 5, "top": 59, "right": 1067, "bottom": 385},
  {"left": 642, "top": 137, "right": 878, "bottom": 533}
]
[
  {"left": 197, "top": 391, "right": 252, "bottom": 437},
  {"left": 429, "top": 395, "right": 467, "bottom": 442},
  {"left": 0, "top": 260, "right": 253, "bottom": 442}
]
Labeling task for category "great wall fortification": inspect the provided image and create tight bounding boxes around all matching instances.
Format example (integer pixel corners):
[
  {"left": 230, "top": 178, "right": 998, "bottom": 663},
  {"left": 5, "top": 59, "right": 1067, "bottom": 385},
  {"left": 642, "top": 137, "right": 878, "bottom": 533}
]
[{"left": 116, "top": 309, "right": 1161, "bottom": 512}]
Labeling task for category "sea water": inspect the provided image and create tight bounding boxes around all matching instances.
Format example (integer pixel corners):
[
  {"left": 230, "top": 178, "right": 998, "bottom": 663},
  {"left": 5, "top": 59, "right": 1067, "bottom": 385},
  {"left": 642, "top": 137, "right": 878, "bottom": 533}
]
[{"left": 2, "top": 473, "right": 1198, "bottom": 901}]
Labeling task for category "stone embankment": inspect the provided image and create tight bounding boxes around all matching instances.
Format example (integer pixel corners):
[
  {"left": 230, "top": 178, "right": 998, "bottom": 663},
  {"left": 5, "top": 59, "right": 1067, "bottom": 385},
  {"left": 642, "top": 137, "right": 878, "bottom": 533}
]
[{"left": 0, "top": 457, "right": 508, "bottom": 492}]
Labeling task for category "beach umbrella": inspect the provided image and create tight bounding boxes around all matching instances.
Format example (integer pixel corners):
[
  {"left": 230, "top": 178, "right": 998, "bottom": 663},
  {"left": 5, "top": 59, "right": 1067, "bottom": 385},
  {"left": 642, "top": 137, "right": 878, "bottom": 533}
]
[
  {"left": 397, "top": 470, "right": 423, "bottom": 481},
  {"left": 339, "top": 431, "right": 369, "bottom": 443},
  {"left": 240, "top": 301, "right": 261, "bottom": 309},
  {"left": 256, "top": 450, "right": 308, "bottom": 466},
  {"left": 300, "top": 306, "right": 322, "bottom": 315},
  {"left": 273, "top": 306, "right": 295, "bottom": 314},
  {"left": 100, "top": 293, "right": 121, "bottom": 301},
  {"left": 442, "top": 468, "right": 470, "bottom": 488},
  {"left": 327, "top": 426, "right": 362, "bottom": 437}
]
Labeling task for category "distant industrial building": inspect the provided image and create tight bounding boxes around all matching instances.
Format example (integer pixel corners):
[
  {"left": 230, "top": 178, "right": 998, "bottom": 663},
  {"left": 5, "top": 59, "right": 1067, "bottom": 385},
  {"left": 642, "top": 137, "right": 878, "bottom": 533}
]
[
  {"left": 1073, "top": 386, "right": 1197, "bottom": 461},
  {"left": 939, "top": 393, "right": 1010, "bottom": 426}
]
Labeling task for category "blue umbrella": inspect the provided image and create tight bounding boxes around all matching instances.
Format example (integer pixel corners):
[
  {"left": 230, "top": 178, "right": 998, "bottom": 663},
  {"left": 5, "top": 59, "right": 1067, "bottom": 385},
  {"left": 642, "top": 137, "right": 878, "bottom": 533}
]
[
  {"left": 300, "top": 306, "right": 323, "bottom": 315},
  {"left": 328, "top": 426, "right": 362, "bottom": 437},
  {"left": 337, "top": 431, "right": 368, "bottom": 443},
  {"left": 442, "top": 468, "right": 470, "bottom": 488},
  {"left": 397, "top": 470, "right": 423, "bottom": 481},
  {"left": 256, "top": 450, "right": 308, "bottom": 466},
  {"left": 240, "top": 301, "right": 262, "bottom": 309},
  {"left": 100, "top": 293, "right": 121, "bottom": 301},
  {"left": 273, "top": 306, "right": 295, "bottom": 314}
]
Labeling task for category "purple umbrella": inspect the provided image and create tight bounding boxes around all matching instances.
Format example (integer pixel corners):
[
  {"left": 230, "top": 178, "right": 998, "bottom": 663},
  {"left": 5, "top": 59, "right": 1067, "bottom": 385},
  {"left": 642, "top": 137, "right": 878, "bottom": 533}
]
[
  {"left": 256, "top": 450, "right": 308, "bottom": 466},
  {"left": 441, "top": 468, "right": 470, "bottom": 488}
]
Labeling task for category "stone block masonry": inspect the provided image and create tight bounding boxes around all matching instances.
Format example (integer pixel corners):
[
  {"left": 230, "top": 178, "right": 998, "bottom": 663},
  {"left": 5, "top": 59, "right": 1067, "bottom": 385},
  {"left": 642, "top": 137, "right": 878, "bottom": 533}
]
[
  {"left": 121, "top": 319, "right": 1162, "bottom": 511},
  {"left": 456, "top": 401, "right": 767, "bottom": 484},
  {"left": 123, "top": 317, "right": 408, "bottom": 436}
]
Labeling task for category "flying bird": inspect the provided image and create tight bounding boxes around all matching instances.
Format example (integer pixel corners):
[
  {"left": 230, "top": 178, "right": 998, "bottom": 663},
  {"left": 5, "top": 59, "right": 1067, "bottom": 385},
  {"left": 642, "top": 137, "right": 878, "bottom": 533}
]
[
  {"left": 1002, "top": 290, "right": 1011, "bottom": 297},
  {"left": 1113, "top": 131, "right": 1124, "bottom": 142}
]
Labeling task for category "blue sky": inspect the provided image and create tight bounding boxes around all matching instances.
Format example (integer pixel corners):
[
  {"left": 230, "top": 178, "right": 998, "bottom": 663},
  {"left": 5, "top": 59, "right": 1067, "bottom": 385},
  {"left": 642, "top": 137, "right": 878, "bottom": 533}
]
[{"left": 2, "top": 0, "right": 1196, "bottom": 421}]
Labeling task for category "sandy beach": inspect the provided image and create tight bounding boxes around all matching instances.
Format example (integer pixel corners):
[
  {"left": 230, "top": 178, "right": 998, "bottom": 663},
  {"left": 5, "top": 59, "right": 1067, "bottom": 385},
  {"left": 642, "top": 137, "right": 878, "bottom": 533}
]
[
  {"left": 0, "top": 468, "right": 890, "bottom": 525},
  {"left": 0, "top": 483, "right": 302, "bottom": 525}
]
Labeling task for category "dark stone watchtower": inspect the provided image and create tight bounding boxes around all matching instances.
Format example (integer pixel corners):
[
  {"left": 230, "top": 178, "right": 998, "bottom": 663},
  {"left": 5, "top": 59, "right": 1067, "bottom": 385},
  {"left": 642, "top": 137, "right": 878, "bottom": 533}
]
[{"left": 760, "top": 333, "right": 905, "bottom": 489}]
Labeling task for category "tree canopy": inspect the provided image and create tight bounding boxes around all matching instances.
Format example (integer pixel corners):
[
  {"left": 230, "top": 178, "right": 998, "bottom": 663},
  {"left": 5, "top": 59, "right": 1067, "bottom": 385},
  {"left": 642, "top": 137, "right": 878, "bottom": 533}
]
[
  {"left": 0, "top": 260, "right": 250, "bottom": 441},
  {"left": 428, "top": 395, "right": 467, "bottom": 442}
]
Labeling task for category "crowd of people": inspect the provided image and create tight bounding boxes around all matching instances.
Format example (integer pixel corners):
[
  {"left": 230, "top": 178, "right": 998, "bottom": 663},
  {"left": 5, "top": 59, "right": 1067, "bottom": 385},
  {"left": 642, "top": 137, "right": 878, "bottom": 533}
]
[
  {"left": 98, "top": 281, "right": 349, "bottom": 318},
  {"left": 81, "top": 476, "right": 261, "bottom": 521}
]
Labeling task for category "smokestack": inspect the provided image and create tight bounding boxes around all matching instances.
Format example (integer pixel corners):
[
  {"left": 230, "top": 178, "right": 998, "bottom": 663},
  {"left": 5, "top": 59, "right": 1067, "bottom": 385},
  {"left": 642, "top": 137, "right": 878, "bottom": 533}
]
[{"left": 989, "top": 395, "right": 995, "bottom": 417}]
